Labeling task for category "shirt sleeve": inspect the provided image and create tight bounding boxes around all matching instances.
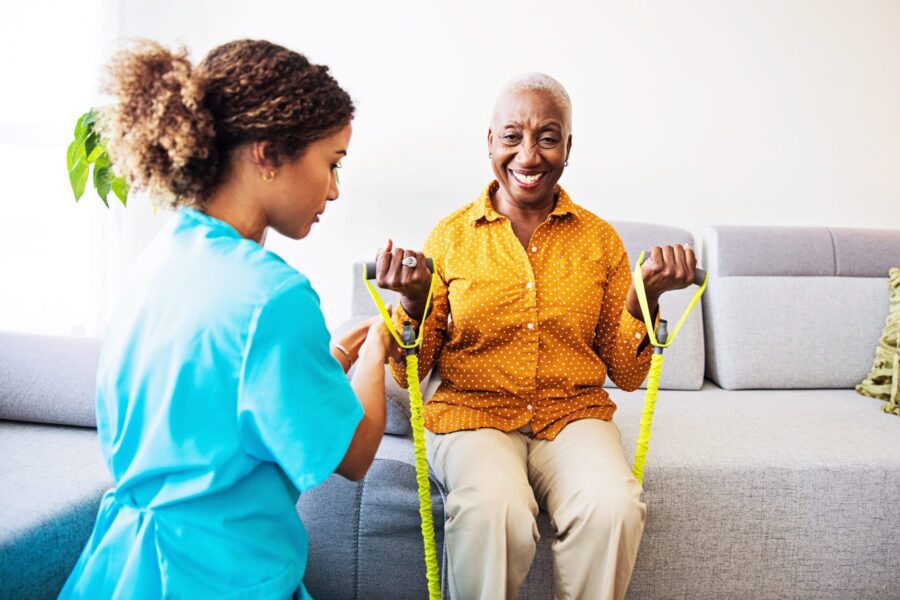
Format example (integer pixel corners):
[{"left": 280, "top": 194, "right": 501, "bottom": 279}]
[
  {"left": 238, "top": 275, "right": 363, "bottom": 492},
  {"left": 388, "top": 226, "right": 450, "bottom": 388},
  {"left": 593, "top": 244, "right": 659, "bottom": 391}
]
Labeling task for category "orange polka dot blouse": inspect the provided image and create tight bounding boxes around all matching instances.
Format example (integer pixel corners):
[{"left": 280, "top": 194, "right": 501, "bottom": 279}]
[{"left": 390, "top": 182, "right": 657, "bottom": 441}]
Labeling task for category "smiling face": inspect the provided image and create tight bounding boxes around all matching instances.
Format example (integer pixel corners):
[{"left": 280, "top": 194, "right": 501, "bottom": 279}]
[
  {"left": 488, "top": 89, "right": 572, "bottom": 209},
  {"left": 263, "top": 123, "right": 352, "bottom": 239}
]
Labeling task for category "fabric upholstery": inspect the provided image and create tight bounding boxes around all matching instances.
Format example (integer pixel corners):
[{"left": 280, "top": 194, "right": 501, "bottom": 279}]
[
  {"left": 704, "top": 276, "right": 887, "bottom": 389},
  {"left": 704, "top": 225, "right": 900, "bottom": 278},
  {"left": 0, "top": 422, "right": 111, "bottom": 600},
  {"left": 300, "top": 384, "right": 900, "bottom": 599},
  {"left": 299, "top": 435, "right": 444, "bottom": 599},
  {"left": 0, "top": 333, "right": 100, "bottom": 428}
]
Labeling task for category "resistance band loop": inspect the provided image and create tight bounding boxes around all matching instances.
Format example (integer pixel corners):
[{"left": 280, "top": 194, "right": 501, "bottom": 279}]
[
  {"left": 363, "top": 266, "right": 436, "bottom": 350},
  {"left": 632, "top": 251, "right": 708, "bottom": 348}
]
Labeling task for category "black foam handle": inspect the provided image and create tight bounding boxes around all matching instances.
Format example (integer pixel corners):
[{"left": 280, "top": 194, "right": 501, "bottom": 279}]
[
  {"left": 641, "top": 251, "right": 707, "bottom": 286},
  {"left": 364, "top": 257, "right": 434, "bottom": 280}
]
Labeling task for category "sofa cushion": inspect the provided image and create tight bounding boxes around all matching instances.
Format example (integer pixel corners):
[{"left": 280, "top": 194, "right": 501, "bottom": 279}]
[
  {"left": 0, "top": 332, "right": 100, "bottom": 428},
  {"left": 831, "top": 228, "right": 900, "bottom": 277},
  {"left": 298, "top": 383, "right": 900, "bottom": 599},
  {"left": 703, "top": 225, "right": 900, "bottom": 279},
  {"left": 298, "top": 435, "right": 445, "bottom": 599},
  {"left": 704, "top": 276, "right": 888, "bottom": 389},
  {"left": 0, "top": 421, "right": 112, "bottom": 599},
  {"left": 615, "top": 383, "right": 900, "bottom": 600},
  {"left": 703, "top": 226, "right": 900, "bottom": 389},
  {"left": 351, "top": 219, "right": 705, "bottom": 391}
]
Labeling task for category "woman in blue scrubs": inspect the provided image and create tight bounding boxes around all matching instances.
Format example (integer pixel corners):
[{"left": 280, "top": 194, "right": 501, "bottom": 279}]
[{"left": 59, "top": 39, "right": 392, "bottom": 599}]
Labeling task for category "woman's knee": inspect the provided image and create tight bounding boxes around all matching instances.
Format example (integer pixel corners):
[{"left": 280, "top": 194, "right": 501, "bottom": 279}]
[
  {"left": 556, "top": 480, "right": 645, "bottom": 534},
  {"left": 446, "top": 483, "right": 538, "bottom": 547}
]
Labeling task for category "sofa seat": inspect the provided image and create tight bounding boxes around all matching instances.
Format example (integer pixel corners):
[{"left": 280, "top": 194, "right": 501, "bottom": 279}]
[
  {"left": 0, "top": 421, "right": 112, "bottom": 600},
  {"left": 300, "top": 382, "right": 900, "bottom": 600},
  {"left": 617, "top": 383, "right": 900, "bottom": 600}
]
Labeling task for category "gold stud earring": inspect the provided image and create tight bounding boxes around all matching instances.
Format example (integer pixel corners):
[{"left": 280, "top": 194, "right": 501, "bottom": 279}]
[{"left": 263, "top": 170, "right": 276, "bottom": 182}]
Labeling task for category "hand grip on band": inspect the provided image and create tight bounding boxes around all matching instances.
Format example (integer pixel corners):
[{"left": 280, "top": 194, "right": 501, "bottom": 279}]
[
  {"left": 364, "top": 258, "right": 434, "bottom": 280},
  {"left": 639, "top": 251, "right": 707, "bottom": 286}
]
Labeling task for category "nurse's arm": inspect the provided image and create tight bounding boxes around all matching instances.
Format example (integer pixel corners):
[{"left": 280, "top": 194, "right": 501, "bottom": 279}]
[{"left": 336, "top": 321, "right": 391, "bottom": 481}]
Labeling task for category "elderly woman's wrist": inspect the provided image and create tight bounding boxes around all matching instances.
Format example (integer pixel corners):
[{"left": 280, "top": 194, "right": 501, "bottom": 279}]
[{"left": 399, "top": 296, "right": 428, "bottom": 322}]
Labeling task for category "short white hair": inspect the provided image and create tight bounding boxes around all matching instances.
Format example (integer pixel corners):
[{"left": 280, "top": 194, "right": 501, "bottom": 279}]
[{"left": 492, "top": 72, "right": 572, "bottom": 132}]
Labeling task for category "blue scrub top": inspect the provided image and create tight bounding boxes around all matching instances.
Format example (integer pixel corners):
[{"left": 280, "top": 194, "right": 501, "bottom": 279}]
[{"left": 59, "top": 208, "right": 363, "bottom": 599}]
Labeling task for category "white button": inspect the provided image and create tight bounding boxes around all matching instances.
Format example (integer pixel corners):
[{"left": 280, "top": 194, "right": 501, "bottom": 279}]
[
  {"left": 531, "top": 245, "right": 538, "bottom": 252},
  {"left": 525, "top": 281, "right": 532, "bottom": 289},
  {"left": 527, "top": 404, "right": 534, "bottom": 411},
  {"left": 527, "top": 323, "right": 534, "bottom": 330},
  {"left": 635, "top": 332, "right": 642, "bottom": 340}
]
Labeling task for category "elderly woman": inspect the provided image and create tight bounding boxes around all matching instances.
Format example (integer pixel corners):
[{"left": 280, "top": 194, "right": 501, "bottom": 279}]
[{"left": 376, "top": 73, "right": 696, "bottom": 600}]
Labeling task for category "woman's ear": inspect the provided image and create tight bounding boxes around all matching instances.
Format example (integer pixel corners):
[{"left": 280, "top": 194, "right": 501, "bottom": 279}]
[{"left": 250, "top": 140, "right": 280, "bottom": 173}]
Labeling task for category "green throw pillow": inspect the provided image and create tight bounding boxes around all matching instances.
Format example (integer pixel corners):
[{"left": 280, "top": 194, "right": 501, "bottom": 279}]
[{"left": 856, "top": 268, "right": 900, "bottom": 416}]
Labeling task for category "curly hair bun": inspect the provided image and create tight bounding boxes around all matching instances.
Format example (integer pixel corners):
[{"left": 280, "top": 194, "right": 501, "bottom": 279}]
[
  {"left": 101, "top": 39, "right": 354, "bottom": 209},
  {"left": 102, "top": 40, "right": 216, "bottom": 209}
]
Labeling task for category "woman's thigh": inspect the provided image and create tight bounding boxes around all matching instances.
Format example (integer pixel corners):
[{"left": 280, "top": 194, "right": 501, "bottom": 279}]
[
  {"left": 528, "top": 418, "right": 641, "bottom": 516},
  {"left": 427, "top": 428, "right": 535, "bottom": 508}
]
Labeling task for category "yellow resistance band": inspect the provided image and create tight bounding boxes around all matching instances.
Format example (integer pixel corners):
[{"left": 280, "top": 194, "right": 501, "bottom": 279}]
[
  {"left": 363, "top": 269, "right": 441, "bottom": 600},
  {"left": 632, "top": 251, "right": 708, "bottom": 349},
  {"left": 630, "top": 252, "right": 708, "bottom": 486},
  {"left": 632, "top": 353, "right": 663, "bottom": 485}
]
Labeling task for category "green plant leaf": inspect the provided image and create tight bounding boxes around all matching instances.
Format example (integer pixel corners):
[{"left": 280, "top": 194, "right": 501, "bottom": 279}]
[
  {"left": 74, "top": 112, "right": 89, "bottom": 139},
  {"left": 84, "top": 130, "right": 100, "bottom": 161},
  {"left": 111, "top": 175, "right": 128, "bottom": 206},
  {"left": 93, "top": 165, "right": 112, "bottom": 208},
  {"left": 87, "top": 144, "right": 105, "bottom": 163},
  {"left": 66, "top": 138, "right": 79, "bottom": 174},
  {"left": 92, "top": 152, "right": 113, "bottom": 207},
  {"left": 67, "top": 139, "right": 88, "bottom": 201},
  {"left": 70, "top": 109, "right": 130, "bottom": 207}
]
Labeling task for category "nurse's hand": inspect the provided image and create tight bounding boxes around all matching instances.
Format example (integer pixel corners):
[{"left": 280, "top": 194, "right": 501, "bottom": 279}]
[
  {"left": 359, "top": 316, "right": 397, "bottom": 364},
  {"left": 332, "top": 315, "right": 382, "bottom": 372}
]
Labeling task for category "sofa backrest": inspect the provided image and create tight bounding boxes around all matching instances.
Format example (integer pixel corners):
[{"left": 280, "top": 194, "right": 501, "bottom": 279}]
[
  {"left": 0, "top": 332, "right": 100, "bottom": 428},
  {"left": 702, "top": 225, "right": 900, "bottom": 390},
  {"left": 351, "top": 219, "right": 705, "bottom": 391}
]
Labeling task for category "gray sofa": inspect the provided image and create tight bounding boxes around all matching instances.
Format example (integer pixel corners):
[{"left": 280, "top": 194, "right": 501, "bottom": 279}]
[{"left": 2, "top": 224, "right": 899, "bottom": 599}]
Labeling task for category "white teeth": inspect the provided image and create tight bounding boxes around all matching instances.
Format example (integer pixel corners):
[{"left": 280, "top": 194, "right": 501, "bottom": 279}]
[{"left": 513, "top": 171, "right": 543, "bottom": 185}]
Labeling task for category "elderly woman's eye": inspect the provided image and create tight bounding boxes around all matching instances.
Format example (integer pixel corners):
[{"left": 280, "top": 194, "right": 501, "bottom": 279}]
[
  {"left": 539, "top": 137, "right": 559, "bottom": 146},
  {"left": 501, "top": 134, "right": 519, "bottom": 143}
]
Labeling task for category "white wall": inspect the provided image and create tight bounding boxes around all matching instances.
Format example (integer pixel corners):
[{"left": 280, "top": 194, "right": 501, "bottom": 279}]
[
  {"left": 0, "top": 0, "right": 121, "bottom": 336},
  {"left": 20, "top": 0, "right": 900, "bottom": 331}
]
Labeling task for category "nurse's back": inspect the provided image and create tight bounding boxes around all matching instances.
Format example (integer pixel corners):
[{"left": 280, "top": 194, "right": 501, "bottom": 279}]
[{"left": 97, "top": 207, "right": 299, "bottom": 506}]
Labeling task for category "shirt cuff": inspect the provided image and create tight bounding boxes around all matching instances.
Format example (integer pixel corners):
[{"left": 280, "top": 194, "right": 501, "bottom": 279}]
[{"left": 622, "top": 305, "right": 661, "bottom": 357}]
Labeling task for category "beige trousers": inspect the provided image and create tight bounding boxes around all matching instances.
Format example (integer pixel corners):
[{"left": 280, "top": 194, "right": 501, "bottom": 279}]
[{"left": 427, "top": 418, "right": 646, "bottom": 600}]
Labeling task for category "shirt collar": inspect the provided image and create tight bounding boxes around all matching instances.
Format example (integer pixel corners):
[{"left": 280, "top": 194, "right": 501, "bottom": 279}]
[
  {"left": 469, "top": 181, "right": 578, "bottom": 225},
  {"left": 180, "top": 207, "right": 242, "bottom": 239}
]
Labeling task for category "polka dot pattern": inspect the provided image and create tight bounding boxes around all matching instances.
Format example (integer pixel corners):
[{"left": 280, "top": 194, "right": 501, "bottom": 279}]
[{"left": 390, "top": 181, "right": 656, "bottom": 441}]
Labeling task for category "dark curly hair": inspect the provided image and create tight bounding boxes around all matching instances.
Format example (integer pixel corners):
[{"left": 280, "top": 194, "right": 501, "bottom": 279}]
[{"left": 101, "top": 39, "right": 355, "bottom": 209}]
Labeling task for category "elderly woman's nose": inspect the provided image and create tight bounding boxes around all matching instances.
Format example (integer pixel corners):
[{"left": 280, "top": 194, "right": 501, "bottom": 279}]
[{"left": 516, "top": 142, "right": 541, "bottom": 165}]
